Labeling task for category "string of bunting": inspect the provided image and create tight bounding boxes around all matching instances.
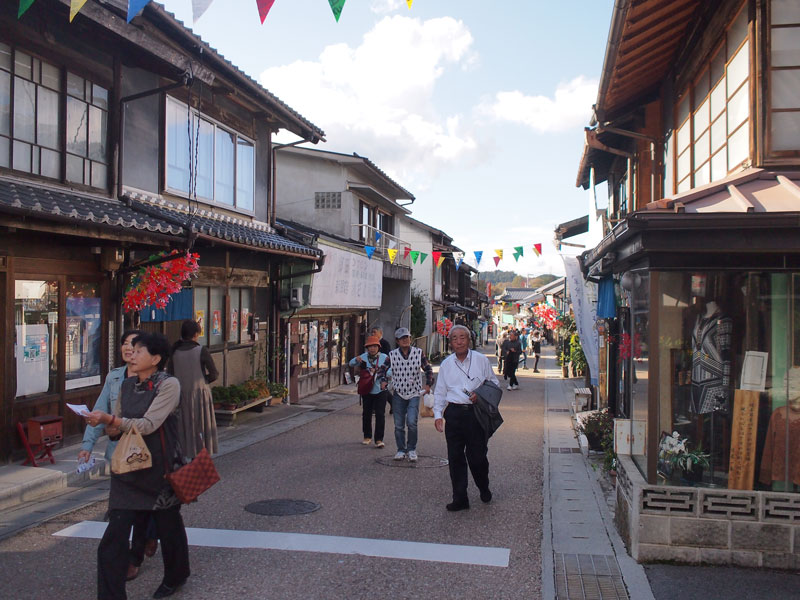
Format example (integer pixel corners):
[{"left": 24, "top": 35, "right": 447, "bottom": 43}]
[
  {"left": 19, "top": 0, "right": 416, "bottom": 23},
  {"left": 362, "top": 241, "right": 544, "bottom": 268}
]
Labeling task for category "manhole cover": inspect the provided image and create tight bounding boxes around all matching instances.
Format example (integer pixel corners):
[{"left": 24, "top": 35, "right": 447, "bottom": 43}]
[
  {"left": 375, "top": 455, "right": 449, "bottom": 468},
  {"left": 245, "top": 499, "right": 321, "bottom": 516}
]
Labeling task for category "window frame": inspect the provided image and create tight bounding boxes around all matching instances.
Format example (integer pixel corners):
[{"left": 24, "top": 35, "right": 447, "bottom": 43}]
[
  {"left": 765, "top": 1, "right": 800, "bottom": 159},
  {"left": 164, "top": 96, "right": 256, "bottom": 215},
  {"left": 193, "top": 285, "right": 255, "bottom": 350}
]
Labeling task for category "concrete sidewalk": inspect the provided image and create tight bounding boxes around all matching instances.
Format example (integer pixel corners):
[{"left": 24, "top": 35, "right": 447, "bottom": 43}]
[
  {"left": 0, "top": 385, "right": 360, "bottom": 541},
  {"left": 540, "top": 348, "right": 654, "bottom": 600}
]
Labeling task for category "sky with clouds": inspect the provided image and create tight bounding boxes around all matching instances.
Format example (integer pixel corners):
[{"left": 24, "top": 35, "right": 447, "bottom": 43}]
[{"left": 158, "top": 0, "right": 613, "bottom": 276}]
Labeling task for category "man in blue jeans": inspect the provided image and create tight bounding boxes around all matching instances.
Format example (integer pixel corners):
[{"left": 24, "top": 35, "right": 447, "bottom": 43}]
[{"left": 389, "top": 327, "right": 434, "bottom": 462}]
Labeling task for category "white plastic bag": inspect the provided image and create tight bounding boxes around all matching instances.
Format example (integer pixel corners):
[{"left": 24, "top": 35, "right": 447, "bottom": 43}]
[{"left": 423, "top": 393, "right": 434, "bottom": 409}]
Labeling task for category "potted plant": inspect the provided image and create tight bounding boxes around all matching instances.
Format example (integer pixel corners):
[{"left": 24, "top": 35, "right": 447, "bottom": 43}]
[
  {"left": 658, "top": 431, "right": 710, "bottom": 485},
  {"left": 268, "top": 381, "right": 288, "bottom": 403},
  {"left": 212, "top": 386, "right": 232, "bottom": 410},
  {"left": 570, "top": 334, "right": 587, "bottom": 377},
  {"left": 575, "top": 408, "right": 613, "bottom": 452}
]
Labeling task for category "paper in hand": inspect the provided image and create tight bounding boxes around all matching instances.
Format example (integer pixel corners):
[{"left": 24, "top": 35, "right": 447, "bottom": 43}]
[{"left": 67, "top": 403, "right": 91, "bottom": 416}]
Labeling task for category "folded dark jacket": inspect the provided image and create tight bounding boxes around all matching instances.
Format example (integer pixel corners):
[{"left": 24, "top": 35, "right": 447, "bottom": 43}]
[{"left": 474, "top": 380, "right": 504, "bottom": 441}]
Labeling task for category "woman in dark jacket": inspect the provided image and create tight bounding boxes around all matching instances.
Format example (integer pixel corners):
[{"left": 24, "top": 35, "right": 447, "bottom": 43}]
[
  {"left": 86, "top": 333, "right": 189, "bottom": 599},
  {"left": 168, "top": 319, "right": 219, "bottom": 459}
]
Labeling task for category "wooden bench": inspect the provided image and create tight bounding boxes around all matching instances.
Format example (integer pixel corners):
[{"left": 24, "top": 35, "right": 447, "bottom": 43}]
[
  {"left": 574, "top": 387, "right": 592, "bottom": 411},
  {"left": 214, "top": 396, "right": 271, "bottom": 425}
]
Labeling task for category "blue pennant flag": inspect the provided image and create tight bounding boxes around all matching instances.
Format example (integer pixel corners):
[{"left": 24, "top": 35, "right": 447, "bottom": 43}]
[
  {"left": 375, "top": 231, "right": 382, "bottom": 242},
  {"left": 365, "top": 245, "right": 376, "bottom": 259},
  {"left": 474, "top": 250, "right": 483, "bottom": 265},
  {"left": 127, "top": 0, "right": 151, "bottom": 22}
]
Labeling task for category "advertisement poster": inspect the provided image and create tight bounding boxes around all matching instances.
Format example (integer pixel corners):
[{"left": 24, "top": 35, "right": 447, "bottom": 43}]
[
  {"left": 195, "top": 310, "right": 205, "bottom": 336},
  {"left": 65, "top": 296, "right": 101, "bottom": 390},
  {"left": 212, "top": 310, "right": 221, "bottom": 336},
  {"left": 230, "top": 309, "right": 239, "bottom": 340},
  {"left": 241, "top": 308, "right": 250, "bottom": 337},
  {"left": 309, "top": 244, "right": 382, "bottom": 308},
  {"left": 16, "top": 324, "right": 49, "bottom": 397}
]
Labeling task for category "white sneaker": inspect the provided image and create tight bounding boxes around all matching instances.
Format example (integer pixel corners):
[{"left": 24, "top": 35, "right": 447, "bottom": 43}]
[
  {"left": 512, "top": 384, "right": 519, "bottom": 390},
  {"left": 408, "top": 450, "right": 418, "bottom": 462},
  {"left": 507, "top": 384, "right": 513, "bottom": 390},
  {"left": 393, "top": 451, "right": 406, "bottom": 461}
]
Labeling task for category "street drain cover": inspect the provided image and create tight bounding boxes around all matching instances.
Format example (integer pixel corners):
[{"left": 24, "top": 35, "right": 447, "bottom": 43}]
[
  {"left": 375, "top": 455, "right": 449, "bottom": 468},
  {"left": 245, "top": 499, "right": 321, "bottom": 516}
]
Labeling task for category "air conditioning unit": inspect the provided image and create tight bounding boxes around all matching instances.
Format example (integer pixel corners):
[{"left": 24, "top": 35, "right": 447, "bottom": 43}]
[{"left": 290, "top": 287, "right": 303, "bottom": 308}]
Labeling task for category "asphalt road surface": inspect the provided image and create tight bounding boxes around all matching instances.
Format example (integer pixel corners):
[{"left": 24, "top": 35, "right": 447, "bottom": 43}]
[{"left": 0, "top": 360, "right": 546, "bottom": 600}]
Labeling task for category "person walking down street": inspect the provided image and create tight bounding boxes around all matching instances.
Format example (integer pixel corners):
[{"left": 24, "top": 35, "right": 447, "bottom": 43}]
[
  {"left": 86, "top": 333, "right": 190, "bottom": 600},
  {"left": 370, "top": 327, "right": 392, "bottom": 357},
  {"left": 388, "top": 327, "right": 434, "bottom": 462},
  {"left": 531, "top": 330, "right": 543, "bottom": 373},
  {"left": 495, "top": 326, "right": 508, "bottom": 374},
  {"left": 168, "top": 320, "right": 219, "bottom": 459},
  {"left": 519, "top": 328, "right": 529, "bottom": 370},
  {"left": 349, "top": 336, "right": 390, "bottom": 448},
  {"left": 434, "top": 325, "right": 499, "bottom": 511},
  {"left": 502, "top": 330, "right": 522, "bottom": 390}
]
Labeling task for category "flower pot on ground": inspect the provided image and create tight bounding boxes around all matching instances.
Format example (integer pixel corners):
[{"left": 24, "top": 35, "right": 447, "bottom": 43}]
[
  {"left": 268, "top": 382, "right": 288, "bottom": 403},
  {"left": 574, "top": 408, "right": 616, "bottom": 471}
]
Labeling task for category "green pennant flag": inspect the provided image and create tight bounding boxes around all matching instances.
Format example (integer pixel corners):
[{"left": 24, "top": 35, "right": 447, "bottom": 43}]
[
  {"left": 419, "top": 252, "right": 428, "bottom": 264},
  {"left": 19, "top": 0, "right": 35, "bottom": 18},
  {"left": 329, "top": 0, "right": 346, "bottom": 21},
  {"left": 410, "top": 250, "right": 419, "bottom": 264},
  {"left": 514, "top": 246, "right": 523, "bottom": 257}
]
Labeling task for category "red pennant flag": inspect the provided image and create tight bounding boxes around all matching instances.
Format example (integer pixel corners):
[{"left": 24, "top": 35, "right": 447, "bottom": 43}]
[
  {"left": 533, "top": 243, "right": 542, "bottom": 257},
  {"left": 256, "top": 0, "right": 275, "bottom": 23},
  {"left": 493, "top": 256, "right": 501, "bottom": 267},
  {"left": 432, "top": 251, "right": 441, "bottom": 265},
  {"left": 403, "top": 246, "right": 411, "bottom": 259}
]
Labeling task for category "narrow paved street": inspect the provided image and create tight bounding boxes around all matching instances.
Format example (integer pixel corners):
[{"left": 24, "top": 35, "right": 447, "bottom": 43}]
[{"left": 0, "top": 347, "right": 546, "bottom": 600}]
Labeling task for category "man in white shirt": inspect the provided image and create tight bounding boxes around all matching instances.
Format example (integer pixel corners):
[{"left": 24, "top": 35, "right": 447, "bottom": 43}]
[{"left": 434, "top": 325, "right": 499, "bottom": 511}]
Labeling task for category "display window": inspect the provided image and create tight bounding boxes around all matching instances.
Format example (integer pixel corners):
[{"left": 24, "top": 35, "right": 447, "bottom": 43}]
[
  {"left": 14, "top": 280, "right": 58, "bottom": 397},
  {"left": 652, "top": 271, "right": 800, "bottom": 492},
  {"left": 65, "top": 282, "right": 101, "bottom": 390},
  {"left": 319, "top": 321, "right": 329, "bottom": 370}
]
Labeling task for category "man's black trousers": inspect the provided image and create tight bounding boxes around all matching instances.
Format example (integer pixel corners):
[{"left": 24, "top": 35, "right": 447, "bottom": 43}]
[{"left": 444, "top": 403, "right": 489, "bottom": 505}]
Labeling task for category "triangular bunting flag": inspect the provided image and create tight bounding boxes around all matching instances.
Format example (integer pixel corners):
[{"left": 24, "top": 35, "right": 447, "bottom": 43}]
[
  {"left": 387, "top": 248, "right": 398, "bottom": 264},
  {"left": 513, "top": 253, "right": 521, "bottom": 262},
  {"left": 493, "top": 256, "right": 501, "bottom": 267},
  {"left": 127, "top": 0, "right": 151, "bottom": 22},
  {"left": 407, "top": 0, "right": 413, "bottom": 7},
  {"left": 365, "top": 246, "right": 376, "bottom": 259},
  {"left": 454, "top": 251, "right": 464, "bottom": 270},
  {"left": 388, "top": 239, "right": 397, "bottom": 250},
  {"left": 494, "top": 249, "right": 503, "bottom": 260},
  {"left": 474, "top": 251, "right": 483, "bottom": 265},
  {"left": 419, "top": 252, "right": 428, "bottom": 264},
  {"left": 436, "top": 255, "right": 446, "bottom": 268},
  {"left": 404, "top": 246, "right": 411, "bottom": 259},
  {"left": 375, "top": 231, "right": 382, "bottom": 242},
  {"left": 69, "top": 0, "right": 88, "bottom": 21},
  {"left": 256, "top": 0, "right": 276, "bottom": 23},
  {"left": 18, "top": 0, "right": 35, "bottom": 18},
  {"left": 192, "top": 0, "right": 214, "bottom": 22},
  {"left": 533, "top": 243, "right": 542, "bottom": 257},
  {"left": 514, "top": 246, "right": 523, "bottom": 258},
  {"left": 410, "top": 251, "right": 419, "bottom": 264},
  {"left": 432, "top": 251, "right": 441, "bottom": 265},
  {"left": 329, "top": 0, "right": 346, "bottom": 21}
]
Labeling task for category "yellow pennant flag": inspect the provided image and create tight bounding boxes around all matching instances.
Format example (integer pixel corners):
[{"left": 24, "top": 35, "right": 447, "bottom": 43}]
[
  {"left": 436, "top": 255, "right": 446, "bottom": 268},
  {"left": 495, "top": 249, "right": 503, "bottom": 259},
  {"left": 69, "top": 0, "right": 88, "bottom": 21},
  {"left": 407, "top": 0, "right": 413, "bottom": 7},
  {"left": 387, "top": 248, "right": 398, "bottom": 264}
]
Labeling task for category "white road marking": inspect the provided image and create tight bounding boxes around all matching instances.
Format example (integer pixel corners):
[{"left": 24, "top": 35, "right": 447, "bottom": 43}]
[{"left": 53, "top": 521, "right": 510, "bottom": 567}]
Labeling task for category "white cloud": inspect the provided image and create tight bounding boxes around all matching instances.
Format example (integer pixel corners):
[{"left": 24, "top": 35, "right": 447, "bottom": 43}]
[
  {"left": 370, "top": 0, "right": 404, "bottom": 14},
  {"left": 261, "top": 15, "right": 478, "bottom": 188},
  {"left": 482, "top": 76, "right": 598, "bottom": 133}
]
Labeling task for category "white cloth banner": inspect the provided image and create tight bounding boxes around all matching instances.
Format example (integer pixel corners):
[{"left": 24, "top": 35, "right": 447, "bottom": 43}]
[
  {"left": 310, "top": 243, "right": 383, "bottom": 309},
  {"left": 562, "top": 255, "right": 599, "bottom": 385},
  {"left": 192, "top": 0, "right": 214, "bottom": 22}
]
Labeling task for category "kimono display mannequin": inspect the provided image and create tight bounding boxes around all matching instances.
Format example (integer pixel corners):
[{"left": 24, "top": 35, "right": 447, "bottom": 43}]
[{"left": 690, "top": 301, "right": 732, "bottom": 414}]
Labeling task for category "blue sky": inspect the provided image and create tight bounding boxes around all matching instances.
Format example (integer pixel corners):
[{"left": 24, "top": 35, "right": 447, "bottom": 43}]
[{"left": 157, "top": 0, "right": 613, "bottom": 276}]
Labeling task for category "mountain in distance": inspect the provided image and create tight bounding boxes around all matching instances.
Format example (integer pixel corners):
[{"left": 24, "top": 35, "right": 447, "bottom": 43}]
[{"left": 477, "top": 271, "right": 558, "bottom": 294}]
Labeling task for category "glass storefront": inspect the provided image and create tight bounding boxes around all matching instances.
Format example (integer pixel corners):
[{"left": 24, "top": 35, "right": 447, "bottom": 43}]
[
  {"left": 14, "top": 280, "right": 58, "bottom": 397},
  {"left": 652, "top": 271, "right": 800, "bottom": 492}
]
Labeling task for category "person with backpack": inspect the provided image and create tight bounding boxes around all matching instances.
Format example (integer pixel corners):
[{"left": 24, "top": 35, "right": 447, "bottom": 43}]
[{"left": 349, "top": 335, "right": 391, "bottom": 448}]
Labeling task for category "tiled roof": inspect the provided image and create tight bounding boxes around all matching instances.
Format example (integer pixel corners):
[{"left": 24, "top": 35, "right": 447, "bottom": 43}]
[
  {"left": 128, "top": 193, "right": 321, "bottom": 258},
  {"left": 0, "top": 177, "right": 183, "bottom": 236}
]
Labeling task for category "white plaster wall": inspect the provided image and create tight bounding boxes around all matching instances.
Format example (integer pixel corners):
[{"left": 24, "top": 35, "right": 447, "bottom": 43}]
[{"left": 397, "top": 218, "right": 434, "bottom": 337}]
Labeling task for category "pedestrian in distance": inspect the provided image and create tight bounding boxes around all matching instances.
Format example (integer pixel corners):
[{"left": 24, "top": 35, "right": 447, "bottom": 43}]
[
  {"left": 86, "top": 333, "right": 190, "bottom": 600},
  {"left": 388, "top": 327, "right": 434, "bottom": 462},
  {"left": 434, "top": 325, "right": 499, "bottom": 511},
  {"left": 532, "top": 330, "right": 543, "bottom": 373},
  {"left": 370, "top": 326, "right": 392, "bottom": 357},
  {"left": 502, "top": 330, "right": 522, "bottom": 390},
  {"left": 349, "top": 335, "right": 390, "bottom": 448},
  {"left": 495, "top": 326, "right": 508, "bottom": 374},
  {"left": 519, "top": 328, "right": 529, "bottom": 370},
  {"left": 167, "top": 319, "right": 219, "bottom": 459}
]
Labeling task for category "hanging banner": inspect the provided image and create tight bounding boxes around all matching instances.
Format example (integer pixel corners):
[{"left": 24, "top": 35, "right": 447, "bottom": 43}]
[
  {"left": 513, "top": 246, "right": 523, "bottom": 260},
  {"left": 410, "top": 250, "right": 419, "bottom": 264},
  {"left": 407, "top": 0, "right": 413, "bottom": 7},
  {"left": 533, "top": 243, "right": 542, "bottom": 257},
  {"left": 69, "top": 0, "right": 88, "bottom": 21},
  {"left": 18, "top": 0, "right": 35, "bottom": 18},
  {"left": 432, "top": 251, "right": 441, "bottom": 265},
  {"left": 404, "top": 246, "right": 411, "bottom": 259},
  {"left": 375, "top": 231, "right": 382, "bottom": 242},
  {"left": 493, "top": 256, "right": 501, "bottom": 267},
  {"left": 454, "top": 252, "right": 464, "bottom": 270},
  {"left": 310, "top": 243, "right": 382, "bottom": 309},
  {"left": 419, "top": 252, "right": 428, "bottom": 264},
  {"left": 364, "top": 245, "right": 376, "bottom": 259},
  {"left": 329, "top": 0, "right": 346, "bottom": 21},
  {"left": 257, "top": 0, "right": 275, "bottom": 23},
  {"left": 436, "top": 255, "right": 446, "bottom": 268},
  {"left": 494, "top": 249, "right": 503, "bottom": 260},
  {"left": 192, "top": 0, "right": 214, "bottom": 22},
  {"left": 474, "top": 250, "right": 483, "bottom": 265},
  {"left": 127, "top": 0, "right": 151, "bottom": 22},
  {"left": 563, "top": 255, "right": 599, "bottom": 385},
  {"left": 387, "top": 248, "right": 398, "bottom": 264}
]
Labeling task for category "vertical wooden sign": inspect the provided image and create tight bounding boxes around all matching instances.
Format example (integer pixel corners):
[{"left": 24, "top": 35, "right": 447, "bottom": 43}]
[{"left": 728, "top": 389, "right": 760, "bottom": 490}]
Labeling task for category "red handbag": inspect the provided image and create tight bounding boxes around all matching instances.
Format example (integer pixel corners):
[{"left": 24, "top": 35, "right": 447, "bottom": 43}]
[{"left": 160, "top": 430, "right": 220, "bottom": 504}]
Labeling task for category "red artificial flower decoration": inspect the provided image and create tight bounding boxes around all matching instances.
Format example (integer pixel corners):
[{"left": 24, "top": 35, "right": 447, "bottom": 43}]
[{"left": 123, "top": 250, "right": 200, "bottom": 313}]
